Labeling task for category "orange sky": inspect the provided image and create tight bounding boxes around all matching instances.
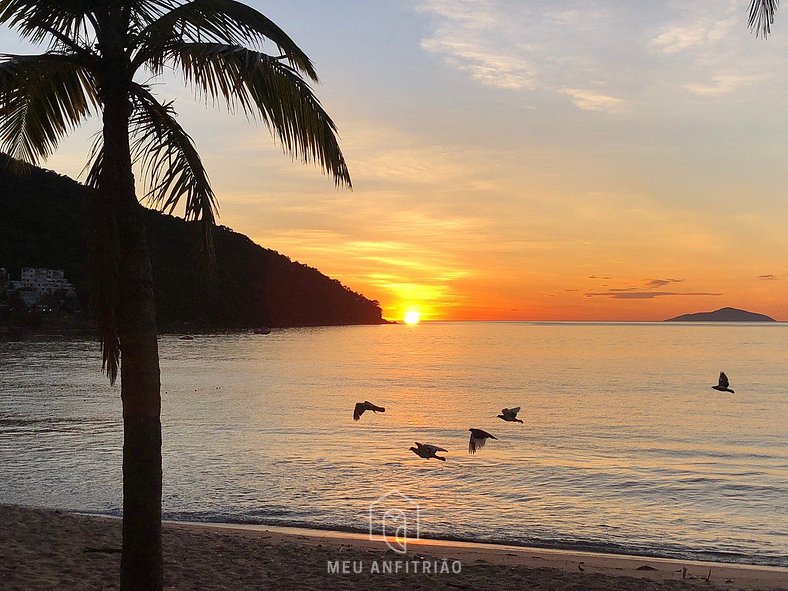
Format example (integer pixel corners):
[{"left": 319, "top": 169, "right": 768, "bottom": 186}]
[{"left": 7, "top": 1, "right": 788, "bottom": 322}]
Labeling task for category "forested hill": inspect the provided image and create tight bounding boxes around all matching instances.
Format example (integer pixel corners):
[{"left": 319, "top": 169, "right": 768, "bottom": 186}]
[{"left": 0, "top": 155, "right": 387, "bottom": 329}]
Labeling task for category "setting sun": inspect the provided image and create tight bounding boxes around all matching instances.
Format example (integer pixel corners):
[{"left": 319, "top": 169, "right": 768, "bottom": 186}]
[{"left": 403, "top": 310, "right": 421, "bottom": 326}]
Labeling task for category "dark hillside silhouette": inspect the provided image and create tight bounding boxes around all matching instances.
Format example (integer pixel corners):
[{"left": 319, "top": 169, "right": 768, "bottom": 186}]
[{"left": 0, "top": 155, "right": 385, "bottom": 329}]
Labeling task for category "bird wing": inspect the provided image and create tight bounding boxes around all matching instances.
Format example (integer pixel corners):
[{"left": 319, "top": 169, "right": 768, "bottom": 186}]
[
  {"left": 469, "top": 433, "right": 486, "bottom": 454},
  {"left": 506, "top": 406, "right": 521, "bottom": 417},
  {"left": 473, "top": 428, "right": 497, "bottom": 440},
  {"left": 718, "top": 372, "right": 729, "bottom": 388},
  {"left": 423, "top": 444, "right": 447, "bottom": 454},
  {"left": 366, "top": 401, "right": 385, "bottom": 413}
]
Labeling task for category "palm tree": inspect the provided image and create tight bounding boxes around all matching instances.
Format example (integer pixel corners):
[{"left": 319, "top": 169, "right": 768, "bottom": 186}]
[{"left": 0, "top": 1, "right": 350, "bottom": 589}]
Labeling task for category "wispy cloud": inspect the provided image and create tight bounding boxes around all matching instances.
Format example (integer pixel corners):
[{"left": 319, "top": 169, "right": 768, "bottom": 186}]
[
  {"left": 585, "top": 291, "right": 722, "bottom": 300},
  {"left": 650, "top": 16, "right": 737, "bottom": 54},
  {"left": 648, "top": 1, "right": 772, "bottom": 98},
  {"left": 646, "top": 278, "right": 683, "bottom": 289},
  {"left": 416, "top": 1, "right": 770, "bottom": 112},
  {"left": 254, "top": 223, "right": 476, "bottom": 320},
  {"left": 684, "top": 74, "right": 762, "bottom": 96},
  {"left": 584, "top": 278, "right": 711, "bottom": 300},
  {"left": 415, "top": 0, "right": 626, "bottom": 112},
  {"left": 560, "top": 88, "right": 624, "bottom": 112},
  {"left": 417, "top": 0, "right": 537, "bottom": 90}
]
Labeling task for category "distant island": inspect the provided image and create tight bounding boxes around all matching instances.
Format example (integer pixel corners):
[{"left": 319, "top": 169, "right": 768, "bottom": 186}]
[
  {"left": 665, "top": 307, "right": 776, "bottom": 322},
  {"left": 0, "top": 154, "right": 389, "bottom": 330}
]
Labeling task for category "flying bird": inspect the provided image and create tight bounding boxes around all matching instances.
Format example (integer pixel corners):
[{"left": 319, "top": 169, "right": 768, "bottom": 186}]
[
  {"left": 468, "top": 428, "right": 497, "bottom": 454},
  {"left": 711, "top": 372, "right": 735, "bottom": 394},
  {"left": 497, "top": 407, "right": 523, "bottom": 423},
  {"left": 353, "top": 401, "right": 386, "bottom": 421},
  {"left": 410, "top": 442, "right": 448, "bottom": 461}
]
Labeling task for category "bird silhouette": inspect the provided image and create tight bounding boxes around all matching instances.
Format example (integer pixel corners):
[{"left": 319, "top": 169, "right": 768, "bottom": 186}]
[
  {"left": 410, "top": 442, "right": 447, "bottom": 461},
  {"left": 497, "top": 407, "right": 523, "bottom": 423},
  {"left": 353, "top": 401, "right": 386, "bottom": 421},
  {"left": 711, "top": 372, "right": 734, "bottom": 393},
  {"left": 468, "top": 428, "right": 497, "bottom": 454}
]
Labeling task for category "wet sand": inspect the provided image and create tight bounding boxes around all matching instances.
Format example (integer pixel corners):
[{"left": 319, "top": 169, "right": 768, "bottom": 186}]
[{"left": 1, "top": 504, "right": 785, "bottom": 590}]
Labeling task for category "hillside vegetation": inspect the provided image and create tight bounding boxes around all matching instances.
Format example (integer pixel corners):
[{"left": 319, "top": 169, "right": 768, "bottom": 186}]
[{"left": 0, "top": 155, "right": 386, "bottom": 329}]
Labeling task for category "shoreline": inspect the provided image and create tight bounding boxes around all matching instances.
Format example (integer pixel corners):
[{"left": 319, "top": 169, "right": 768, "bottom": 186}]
[
  {"left": 182, "top": 519, "right": 788, "bottom": 572},
  {"left": 3, "top": 505, "right": 786, "bottom": 590},
  {"left": 166, "top": 517, "right": 787, "bottom": 569},
  {"left": 74, "top": 510, "right": 786, "bottom": 569}
]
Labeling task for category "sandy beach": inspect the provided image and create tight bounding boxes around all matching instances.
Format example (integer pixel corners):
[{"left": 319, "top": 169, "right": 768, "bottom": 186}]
[{"left": 1, "top": 505, "right": 785, "bottom": 591}]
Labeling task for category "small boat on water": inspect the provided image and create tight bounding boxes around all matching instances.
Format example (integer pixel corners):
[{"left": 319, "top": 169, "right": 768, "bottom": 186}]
[{"left": 253, "top": 327, "right": 271, "bottom": 335}]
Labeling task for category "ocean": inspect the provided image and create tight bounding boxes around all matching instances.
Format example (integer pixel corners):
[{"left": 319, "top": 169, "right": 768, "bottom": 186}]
[{"left": 0, "top": 322, "right": 786, "bottom": 566}]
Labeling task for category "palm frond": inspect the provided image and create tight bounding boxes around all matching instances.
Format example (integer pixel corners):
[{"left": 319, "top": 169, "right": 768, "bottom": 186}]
[
  {"left": 134, "top": 0, "right": 316, "bottom": 80},
  {"left": 82, "top": 131, "right": 104, "bottom": 188},
  {"left": 0, "top": 0, "right": 95, "bottom": 47},
  {"left": 90, "top": 194, "right": 122, "bottom": 382},
  {"left": 129, "top": 82, "right": 218, "bottom": 266},
  {"left": 79, "top": 135, "right": 121, "bottom": 385},
  {"left": 162, "top": 43, "right": 350, "bottom": 187},
  {"left": 0, "top": 53, "right": 98, "bottom": 164},
  {"left": 749, "top": 0, "right": 780, "bottom": 37},
  {"left": 126, "top": 1, "right": 177, "bottom": 38}
]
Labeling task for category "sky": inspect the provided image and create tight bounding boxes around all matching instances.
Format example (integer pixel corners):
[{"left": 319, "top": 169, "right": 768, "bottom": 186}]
[{"left": 2, "top": 0, "right": 788, "bottom": 322}]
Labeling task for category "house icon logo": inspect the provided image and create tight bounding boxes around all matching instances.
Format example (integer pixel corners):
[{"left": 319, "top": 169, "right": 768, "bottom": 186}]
[{"left": 368, "top": 490, "right": 420, "bottom": 554}]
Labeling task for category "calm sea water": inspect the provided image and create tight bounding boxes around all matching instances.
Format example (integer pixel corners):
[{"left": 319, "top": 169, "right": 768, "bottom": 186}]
[{"left": 0, "top": 323, "right": 786, "bottom": 566}]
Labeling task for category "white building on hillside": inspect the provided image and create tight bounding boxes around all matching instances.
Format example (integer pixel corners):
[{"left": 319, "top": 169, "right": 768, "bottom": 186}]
[{"left": 20, "top": 267, "right": 76, "bottom": 297}]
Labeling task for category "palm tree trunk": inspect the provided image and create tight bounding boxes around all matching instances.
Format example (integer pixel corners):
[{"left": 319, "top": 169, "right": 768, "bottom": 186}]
[{"left": 101, "top": 87, "right": 164, "bottom": 591}]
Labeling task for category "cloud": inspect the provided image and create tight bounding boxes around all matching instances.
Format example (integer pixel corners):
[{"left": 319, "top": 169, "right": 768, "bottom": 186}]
[
  {"left": 650, "top": 21, "right": 736, "bottom": 54},
  {"left": 647, "top": 2, "right": 772, "bottom": 99},
  {"left": 585, "top": 291, "right": 721, "bottom": 299},
  {"left": 646, "top": 278, "right": 683, "bottom": 289},
  {"left": 684, "top": 74, "right": 762, "bottom": 96},
  {"left": 649, "top": 3, "right": 738, "bottom": 54},
  {"left": 254, "top": 223, "right": 477, "bottom": 320},
  {"left": 416, "top": 1, "right": 767, "bottom": 112},
  {"left": 417, "top": 0, "right": 538, "bottom": 90},
  {"left": 559, "top": 88, "right": 624, "bottom": 112},
  {"left": 420, "top": 37, "right": 537, "bottom": 90},
  {"left": 415, "top": 0, "right": 623, "bottom": 112},
  {"left": 584, "top": 278, "right": 693, "bottom": 298},
  {"left": 758, "top": 274, "right": 777, "bottom": 280}
]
